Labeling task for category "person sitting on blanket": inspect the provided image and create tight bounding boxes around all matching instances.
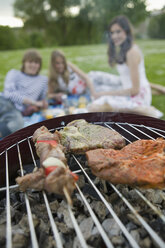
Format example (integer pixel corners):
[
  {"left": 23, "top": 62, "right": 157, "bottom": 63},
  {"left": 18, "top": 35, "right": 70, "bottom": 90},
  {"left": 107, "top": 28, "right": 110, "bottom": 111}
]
[
  {"left": 87, "top": 15, "right": 163, "bottom": 118},
  {"left": 47, "top": 50, "right": 95, "bottom": 105},
  {"left": 0, "top": 49, "right": 48, "bottom": 139}
]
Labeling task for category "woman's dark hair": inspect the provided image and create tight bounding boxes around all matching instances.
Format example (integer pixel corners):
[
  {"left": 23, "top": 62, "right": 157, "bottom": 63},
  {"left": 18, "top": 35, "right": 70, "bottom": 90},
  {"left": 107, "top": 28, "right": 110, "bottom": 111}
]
[{"left": 108, "top": 15, "right": 133, "bottom": 66}]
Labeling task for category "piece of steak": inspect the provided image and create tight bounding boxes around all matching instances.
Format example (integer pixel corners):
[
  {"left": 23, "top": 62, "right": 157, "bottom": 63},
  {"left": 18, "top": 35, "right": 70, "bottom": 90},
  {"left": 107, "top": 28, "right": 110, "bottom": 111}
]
[
  {"left": 59, "top": 119, "right": 126, "bottom": 153},
  {"left": 86, "top": 138, "right": 165, "bottom": 189}
]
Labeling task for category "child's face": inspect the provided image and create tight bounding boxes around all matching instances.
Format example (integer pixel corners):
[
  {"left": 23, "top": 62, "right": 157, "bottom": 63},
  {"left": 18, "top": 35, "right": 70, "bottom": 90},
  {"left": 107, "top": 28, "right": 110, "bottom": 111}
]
[
  {"left": 54, "top": 56, "right": 65, "bottom": 74},
  {"left": 110, "top": 23, "right": 127, "bottom": 47},
  {"left": 24, "top": 60, "right": 40, "bottom": 75}
]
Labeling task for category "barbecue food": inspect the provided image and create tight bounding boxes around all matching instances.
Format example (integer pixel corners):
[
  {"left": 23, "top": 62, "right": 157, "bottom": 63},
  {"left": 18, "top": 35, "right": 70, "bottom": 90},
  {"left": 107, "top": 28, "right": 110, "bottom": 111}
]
[
  {"left": 16, "top": 119, "right": 125, "bottom": 197},
  {"left": 16, "top": 168, "right": 45, "bottom": 191},
  {"left": 86, "top": 138, "right": 165, "bottom": 189},
  {"left": 16, "top": 126, "right": 78, "bottom": 198},
  {"left": 32, "top": 126, "right": 67, "bottom": 167},
  {"left": 59, "top": 119, "right": 126, "bottom": 153}
]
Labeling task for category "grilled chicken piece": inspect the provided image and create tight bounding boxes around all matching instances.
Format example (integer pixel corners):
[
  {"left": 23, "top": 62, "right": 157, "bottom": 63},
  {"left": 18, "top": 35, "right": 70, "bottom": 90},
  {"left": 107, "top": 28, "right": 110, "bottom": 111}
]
[
  {"left": 59, "top": 119, "right": 126, "bottom": 154},
  {"left": 86, "top": 138, "right": 165, "bottom": 189}
]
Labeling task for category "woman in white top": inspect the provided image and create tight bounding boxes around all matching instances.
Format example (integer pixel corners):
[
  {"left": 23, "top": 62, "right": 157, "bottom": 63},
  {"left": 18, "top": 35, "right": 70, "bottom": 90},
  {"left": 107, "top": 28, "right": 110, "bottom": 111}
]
[
  {"left": 48, "top": 50, "right": 95, "bottom": 103},
  {"left": 88, "top": 15, "right": 163, "bottom": 117}
]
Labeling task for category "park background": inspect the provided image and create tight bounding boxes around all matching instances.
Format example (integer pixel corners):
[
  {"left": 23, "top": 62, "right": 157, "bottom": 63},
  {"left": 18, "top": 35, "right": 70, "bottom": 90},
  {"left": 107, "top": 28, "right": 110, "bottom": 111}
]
[{"left": 0, "top": 0, "right": 165, "bottom": 119}]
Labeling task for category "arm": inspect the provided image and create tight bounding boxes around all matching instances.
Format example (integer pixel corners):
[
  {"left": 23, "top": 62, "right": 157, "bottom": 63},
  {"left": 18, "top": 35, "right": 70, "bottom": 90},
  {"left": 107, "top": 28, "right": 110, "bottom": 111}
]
[
  {"left": 23, "top": 77, "right": 48, "bottom": 109},
  {"left": 94, "top": 46, "right": 141, "bottom": 98},
  {"left": 67, "top": 62, "right": 96, "bottom": 96},
  {"left": 23, "top": 98, "right": 48, "bottom": 108},
  {"left": 4, "top": 70, "right": 48, "bottom": 109},
  {"left": 126, "top": 47, "right": 141, "bottom": 96},
  {"left": 3, "top": 70, "right": 25, "bottom": 105},
  {"left": 47, "top": 83, "right": 65, "bottom": 102}
]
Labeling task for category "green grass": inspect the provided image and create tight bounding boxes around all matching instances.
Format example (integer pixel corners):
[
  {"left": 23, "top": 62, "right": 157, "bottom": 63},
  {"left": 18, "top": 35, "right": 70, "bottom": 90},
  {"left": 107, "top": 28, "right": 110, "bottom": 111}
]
[{"left": 0, "top": 39, "right": 165, "bottom": 119}]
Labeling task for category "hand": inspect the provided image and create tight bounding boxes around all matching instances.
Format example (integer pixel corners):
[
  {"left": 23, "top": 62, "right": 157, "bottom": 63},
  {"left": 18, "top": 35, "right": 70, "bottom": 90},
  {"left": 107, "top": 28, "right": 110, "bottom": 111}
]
[
  {"left": 35, "top": 100, "right": 48, "bottom": 109},
  {"left": 91, "top": 91, "right": 103, "bottom": 100},
  {"left": 55, "top": 93, "right": 65, "bottom": 102},
  {"left": 42, "top": 100, "right": 48, "bottom": 109}
]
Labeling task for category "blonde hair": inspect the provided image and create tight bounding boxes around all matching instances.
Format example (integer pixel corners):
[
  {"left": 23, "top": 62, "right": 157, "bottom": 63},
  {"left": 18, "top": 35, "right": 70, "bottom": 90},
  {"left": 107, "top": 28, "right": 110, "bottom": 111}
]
[
  {"left": 21, "top": 49, "right": 42, "bottom": 75},
  {"left": 48, "top": 50, "right": 70, "bottom": 93}
]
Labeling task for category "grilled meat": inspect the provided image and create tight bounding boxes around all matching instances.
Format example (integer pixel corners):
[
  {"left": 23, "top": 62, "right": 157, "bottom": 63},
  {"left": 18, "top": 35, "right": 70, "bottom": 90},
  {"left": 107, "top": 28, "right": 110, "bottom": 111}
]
[
  {"left": 16, "top": 119, "right": 125, "bottom": 195},
  {"left": 16, "top": 126, "right": 78, "bottom": 197},
  {"left": 59, "top": 119, "right": 126, "bottom": 153},
  {"left": 86, "top": 138, "right": 165, "bottom": 189},
  {"left": 44, "top": 167, "right": 76, "bottom": 195},
  {"left": 33, "top": 126, "right": 67, "bottom": 167},
  {"left": 16, "top": 168, "right": 45, "bottom": 192}
]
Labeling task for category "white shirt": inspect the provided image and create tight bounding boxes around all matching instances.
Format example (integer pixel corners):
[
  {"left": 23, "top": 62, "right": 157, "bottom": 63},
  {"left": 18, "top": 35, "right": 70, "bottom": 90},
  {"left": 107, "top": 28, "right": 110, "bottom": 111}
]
[{"left": 57, "top": 67, "right": 86, "bottom": 95}]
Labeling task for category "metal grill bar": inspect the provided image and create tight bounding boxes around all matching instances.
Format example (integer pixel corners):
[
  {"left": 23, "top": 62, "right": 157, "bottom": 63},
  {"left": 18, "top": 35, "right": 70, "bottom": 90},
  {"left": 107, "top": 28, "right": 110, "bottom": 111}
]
[
  {"left": 127, "top": 124, "right": 155, "bottom": 140},
  {"left": 160, "top": 192, "right": 165, "bottom": 201},
  {"left": 110, "top": 184, "right": 165, "bottom": 248},
  {"left": 17, "top": 143, "right": 39, "bottom": 248},
  {"left": 0, "top": 184, "right": 18, "bottom": 192},
  {"left": 0, "top": 137, "right": 29, "bottom": 157},
  {"left": 67, "top": 204, "right": 88, "bottom": 248},
  {"left": 43, "top": 192, "right": 63, "bottom": 248},
  {"left": 145, "top": 126, "right": 165, "bottom": 138},
  {"left": 76, "top": 184, "right": 114, "bottom": 248},
  {"left": 135, "top": 189, "right": 165, "bottom": 223},
  {"left": 115, "top": 123, "right": 144, "bottom": 140},
  {"left": 104, "top": 123, "right": 131, "bottom": 143},
  {"left": 5, "top": 150, "right": 12, "bottom": 248},
  {"left": 151, "top": 128, "right": 165, "bottom": 134},
  {"left": 73, "top": 155, "right": 140, "bottom": 248}
]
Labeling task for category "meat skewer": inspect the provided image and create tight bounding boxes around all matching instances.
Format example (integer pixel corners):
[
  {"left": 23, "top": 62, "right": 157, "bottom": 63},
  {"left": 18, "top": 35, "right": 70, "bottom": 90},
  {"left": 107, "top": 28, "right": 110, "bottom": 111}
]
[
  {"left": 86, "top": 138, "right": 165, "bottom": 189},
  {"left": 16, "top": 126, "right": 78, "bottom": 205}
]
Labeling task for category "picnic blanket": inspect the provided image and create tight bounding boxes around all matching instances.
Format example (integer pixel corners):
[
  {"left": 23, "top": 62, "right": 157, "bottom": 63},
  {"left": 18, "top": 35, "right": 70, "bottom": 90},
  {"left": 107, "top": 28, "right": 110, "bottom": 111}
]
[{"left": 23, "top": 94, "right": 90, "bottom": 127}]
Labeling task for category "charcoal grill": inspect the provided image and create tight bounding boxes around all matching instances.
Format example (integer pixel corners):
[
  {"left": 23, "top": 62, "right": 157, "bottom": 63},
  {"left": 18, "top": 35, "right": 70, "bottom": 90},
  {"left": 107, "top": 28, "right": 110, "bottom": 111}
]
[{"left": 0, "top": 112, "right": 165, "bottom": 248}]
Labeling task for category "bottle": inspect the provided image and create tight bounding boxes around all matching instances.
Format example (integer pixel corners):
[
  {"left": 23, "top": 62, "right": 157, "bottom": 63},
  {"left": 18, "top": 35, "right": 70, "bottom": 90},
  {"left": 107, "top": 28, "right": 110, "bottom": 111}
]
[
  {"left": 78, "top": 96, "right": 87, "bottom": 108},
  {"left": 61, "top": 94, "right": 69, "bottom": 114}
]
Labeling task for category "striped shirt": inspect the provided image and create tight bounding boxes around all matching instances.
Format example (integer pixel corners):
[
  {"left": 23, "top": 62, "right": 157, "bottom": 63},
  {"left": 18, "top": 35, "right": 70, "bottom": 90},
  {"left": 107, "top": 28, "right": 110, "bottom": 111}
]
[{"left": 1, "top": 69, "right": 48, "bottom": 111}]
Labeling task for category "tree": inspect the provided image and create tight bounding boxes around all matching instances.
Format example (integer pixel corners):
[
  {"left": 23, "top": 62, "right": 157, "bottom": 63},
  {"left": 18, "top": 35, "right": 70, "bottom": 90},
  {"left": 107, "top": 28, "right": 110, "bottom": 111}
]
[
  {"left": 148, "top": 12, "right": 165, "bottom": 39},
  {"left": 14, "top": 0, "right": 81, "bottom": 45},
  {"left": 14, "top": 0, "right": 80, "bottom": 28},
  {"left": 13, "top": 0, "right": 148, "bottom": 46},
  {"left": 0, "top": 26, "right": 16, "bottom": 50},
  {"left": 79, "top": 0, "right": 148, "bottom": 28}
]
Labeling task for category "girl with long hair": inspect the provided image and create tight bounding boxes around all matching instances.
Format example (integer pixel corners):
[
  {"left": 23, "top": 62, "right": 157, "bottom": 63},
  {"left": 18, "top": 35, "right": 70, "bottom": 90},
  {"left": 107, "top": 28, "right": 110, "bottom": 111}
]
[{"left": 48, "top": 50, "right": 95, "bottom": 103}]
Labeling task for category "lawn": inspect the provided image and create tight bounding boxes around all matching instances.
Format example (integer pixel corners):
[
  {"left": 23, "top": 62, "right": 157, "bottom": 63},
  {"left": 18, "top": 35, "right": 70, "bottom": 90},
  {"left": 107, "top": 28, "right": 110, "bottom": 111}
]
[{"left": 0, "top": 39, "right": 165, "bottom": 119}]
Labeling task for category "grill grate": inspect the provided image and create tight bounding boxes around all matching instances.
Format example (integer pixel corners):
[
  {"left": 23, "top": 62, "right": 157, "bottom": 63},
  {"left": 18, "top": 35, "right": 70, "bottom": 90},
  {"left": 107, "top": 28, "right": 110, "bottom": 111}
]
[{"left": 0, "top": 113, "right": 165, "bottom": 248}]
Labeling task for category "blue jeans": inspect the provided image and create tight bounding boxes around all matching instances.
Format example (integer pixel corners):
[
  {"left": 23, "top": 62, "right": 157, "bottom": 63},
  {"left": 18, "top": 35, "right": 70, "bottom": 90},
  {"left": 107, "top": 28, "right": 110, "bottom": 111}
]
[{"left": 0, "top": 96, "right": 24, "bottom": 138}]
